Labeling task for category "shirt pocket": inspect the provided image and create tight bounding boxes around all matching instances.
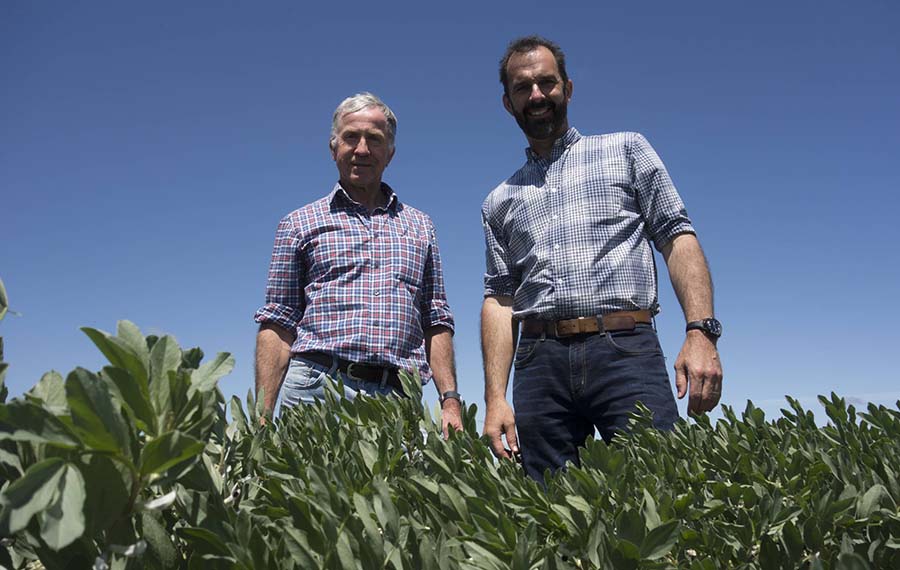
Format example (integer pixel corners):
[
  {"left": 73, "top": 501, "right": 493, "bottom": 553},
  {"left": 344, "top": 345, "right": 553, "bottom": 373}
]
[
  {"left": 388, "top": 233, "right": 429, "bottom": 298},
  {"left": 571, "top": 158, "right": 630, "bottom": 220}
]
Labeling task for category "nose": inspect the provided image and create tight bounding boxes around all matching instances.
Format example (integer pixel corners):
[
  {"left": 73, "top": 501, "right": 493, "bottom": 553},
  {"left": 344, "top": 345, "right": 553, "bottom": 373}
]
[
  {"left": 354, "top": 136, "right": 370, "bottom": 155},
  {"left": 528, "top": 83, "right": 546, "bottom": 102}
]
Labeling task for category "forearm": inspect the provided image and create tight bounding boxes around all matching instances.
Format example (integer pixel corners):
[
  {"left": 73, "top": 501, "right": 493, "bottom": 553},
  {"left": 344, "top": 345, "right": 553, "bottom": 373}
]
[
  {"left": 425, "top": 326, "right": 457, "bottom": 395},
  {"left": 661, "top": 233, "right": 714, "bottom": 322},
  {"left": 480, "top": 296, "right": 517, "bottom": 405},
  {"left": 254, "top": 323, "right": 295, "bottom": 414}
]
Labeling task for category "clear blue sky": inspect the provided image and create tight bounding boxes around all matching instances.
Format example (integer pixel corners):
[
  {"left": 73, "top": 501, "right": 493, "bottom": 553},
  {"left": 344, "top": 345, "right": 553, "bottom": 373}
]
[{"left": 3, "top": 1, "right": 899, "bottom": 426}]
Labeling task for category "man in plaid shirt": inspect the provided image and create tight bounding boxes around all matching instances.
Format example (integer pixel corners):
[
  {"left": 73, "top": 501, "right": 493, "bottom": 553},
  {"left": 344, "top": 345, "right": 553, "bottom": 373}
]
[
  {"left": 481, "top": 37, "right": 724, "bottom": 479},
  {"left": 255, "top": 93, "right": 462, "bottom": 435}
]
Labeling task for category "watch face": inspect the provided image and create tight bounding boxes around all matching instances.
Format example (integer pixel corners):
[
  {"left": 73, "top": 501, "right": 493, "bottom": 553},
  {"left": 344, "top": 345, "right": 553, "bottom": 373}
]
[{"left": 704, "top": 318, "right": 722, "bottom": 336}]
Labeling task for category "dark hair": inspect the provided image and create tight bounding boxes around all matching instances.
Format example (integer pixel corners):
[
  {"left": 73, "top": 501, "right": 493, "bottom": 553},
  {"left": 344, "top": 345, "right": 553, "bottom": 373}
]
[{"left": 499, "top": 36, "right": 568, "bottom": 96}]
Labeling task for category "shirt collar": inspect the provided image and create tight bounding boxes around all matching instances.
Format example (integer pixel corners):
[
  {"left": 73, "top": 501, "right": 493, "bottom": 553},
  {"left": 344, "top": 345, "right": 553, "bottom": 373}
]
[
  {"left": 329, "top": 182, "right": 399, "bottom": 212},
  {"left": 525, "top": 127, "right": 581, "bottom": 163}
]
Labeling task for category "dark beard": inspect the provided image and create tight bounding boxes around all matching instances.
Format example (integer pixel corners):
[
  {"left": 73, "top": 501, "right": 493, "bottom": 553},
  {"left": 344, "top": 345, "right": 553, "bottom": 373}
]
[{"left": 513, "top": 98, "right": 568, "bottom": 141}]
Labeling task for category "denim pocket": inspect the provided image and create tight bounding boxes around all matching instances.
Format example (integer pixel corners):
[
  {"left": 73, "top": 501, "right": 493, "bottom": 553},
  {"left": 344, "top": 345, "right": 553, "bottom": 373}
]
[
  {"left": 285, "top": 358, "right": 330, "bottom": 389},
  {"left": 604, "top": 327, "right": 663, "bottom": 356},
  {"left": 513, "top": 338, "right": 539, "bottom": 368}
]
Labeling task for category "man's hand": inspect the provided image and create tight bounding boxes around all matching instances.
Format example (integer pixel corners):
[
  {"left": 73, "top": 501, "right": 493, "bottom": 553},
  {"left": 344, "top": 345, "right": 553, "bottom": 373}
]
[
  {"left": 675, "top": 330, "right": 723, "bottom": 414},
  {"left": 483, "top": 399, "right": 519, "bottom": 460},
  {"left": 440, "top": 399, "right": 463, "bottom": 439}
]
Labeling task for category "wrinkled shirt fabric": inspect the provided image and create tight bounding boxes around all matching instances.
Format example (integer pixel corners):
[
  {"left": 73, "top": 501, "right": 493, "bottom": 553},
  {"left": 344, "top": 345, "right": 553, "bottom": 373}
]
[
  {"left": 255, "top": 183, "right": 454, "bottom": 381},
  {"left": 482, "top": 128, "right": 694, "bottom": 319}
]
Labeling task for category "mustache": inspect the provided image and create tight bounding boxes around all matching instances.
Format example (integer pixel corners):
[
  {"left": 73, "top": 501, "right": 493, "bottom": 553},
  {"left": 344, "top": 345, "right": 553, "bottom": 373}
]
[{"left": 524, "top": 100, "right": 555, "bottom": 114}]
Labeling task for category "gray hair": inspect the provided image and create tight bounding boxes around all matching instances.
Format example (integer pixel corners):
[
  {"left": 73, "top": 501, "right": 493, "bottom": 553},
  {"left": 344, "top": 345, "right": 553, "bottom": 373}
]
[{"left": 329, "top": 92, "right": 398, "bottom": 151}]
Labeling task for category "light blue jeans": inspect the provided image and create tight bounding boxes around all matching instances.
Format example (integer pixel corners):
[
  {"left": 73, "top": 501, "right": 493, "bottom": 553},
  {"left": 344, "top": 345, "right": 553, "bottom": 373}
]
[{"left": 279, "top": 355, "right": 399, "bottom": 414}]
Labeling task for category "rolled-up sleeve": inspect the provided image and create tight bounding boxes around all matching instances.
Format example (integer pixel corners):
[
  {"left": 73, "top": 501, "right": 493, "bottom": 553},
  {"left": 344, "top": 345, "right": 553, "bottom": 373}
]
[
  {"left": 420, "top": 217, "right": 455, "bottom": 332},
  {"left": 482, "top": 200, "right": 516, "bottom": 297},
  {"left": 630, "top": 132, "right": 695, "bottom": 250},
  {"left": 253, "top": 215, "right": 305, "bottom": 332}
]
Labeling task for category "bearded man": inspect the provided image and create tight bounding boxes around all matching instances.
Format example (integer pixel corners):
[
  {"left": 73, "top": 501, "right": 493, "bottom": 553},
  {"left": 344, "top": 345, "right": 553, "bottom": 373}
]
[{"left": 480, "top": 37, "right": 723, "bottom": 479}]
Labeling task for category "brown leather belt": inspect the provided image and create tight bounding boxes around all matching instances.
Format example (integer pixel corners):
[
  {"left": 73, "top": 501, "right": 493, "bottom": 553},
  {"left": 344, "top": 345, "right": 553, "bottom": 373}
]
[
  {"left": 294, "top": 352, "right": 405, "bottom": 393},
  {"left": 521, "top": 310, "right": 653, "bottom": 338}
]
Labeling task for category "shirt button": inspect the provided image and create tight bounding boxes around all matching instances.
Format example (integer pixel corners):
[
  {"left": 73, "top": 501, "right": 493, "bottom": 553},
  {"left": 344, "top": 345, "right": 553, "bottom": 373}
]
[
  {"left": 373, "top": 321, "right": 380, "bottom": 327},
  {"left": 553, "top": 243, "right": 560, "bottom": 250},
  {"left": 552, "top": 214, "right": 558, "bottom": 220},
  {"left": 374, "top": 290, "right": 381, "bottom": 296}
]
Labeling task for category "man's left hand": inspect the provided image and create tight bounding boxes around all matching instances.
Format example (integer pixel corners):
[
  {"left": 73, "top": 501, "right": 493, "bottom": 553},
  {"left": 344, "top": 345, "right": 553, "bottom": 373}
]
[
  {"left": 674, "top": 331, "right": 723, "bottom": 414},
  {"left": 441, "top": 399, "right": 463, "bottom": 439}
]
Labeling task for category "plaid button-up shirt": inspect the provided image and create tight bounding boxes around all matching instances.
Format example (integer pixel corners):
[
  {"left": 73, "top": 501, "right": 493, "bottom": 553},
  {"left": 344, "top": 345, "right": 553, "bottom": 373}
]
[
  {"left": 255, "top": 183, "right": 454, "bottom": 381},
  {"left": 482, "top": 128, "right": 695, "bottom": 320}
]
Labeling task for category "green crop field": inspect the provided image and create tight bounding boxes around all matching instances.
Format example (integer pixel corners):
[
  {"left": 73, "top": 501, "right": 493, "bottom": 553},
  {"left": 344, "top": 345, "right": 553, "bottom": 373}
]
[{"left": 1, "top": 312, "right": 898, "bottom": 568}]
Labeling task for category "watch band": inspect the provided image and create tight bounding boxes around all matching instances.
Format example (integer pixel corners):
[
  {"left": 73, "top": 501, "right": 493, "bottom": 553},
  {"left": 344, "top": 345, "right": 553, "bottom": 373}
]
[
  {"left": 686, "top": 318, "right": 722, "bottom": 338},
  {"left": 440, "top": 390, "right": 461, "bottom": 406}
]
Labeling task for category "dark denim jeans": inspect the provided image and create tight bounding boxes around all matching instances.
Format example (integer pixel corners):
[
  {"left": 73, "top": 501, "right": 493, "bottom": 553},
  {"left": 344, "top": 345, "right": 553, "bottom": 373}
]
[{"left": 513, "top": 324, "right": 679, "bottom": 481}]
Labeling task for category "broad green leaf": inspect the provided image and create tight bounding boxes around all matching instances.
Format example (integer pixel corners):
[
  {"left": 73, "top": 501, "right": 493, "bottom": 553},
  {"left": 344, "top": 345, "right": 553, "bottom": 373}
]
[
  {"left": 26, "top": 371, "right": 68, "bottom": 414},
  {"left": 149, "top": 335, "right": 181, "bottom": 412},
  {"left": 182, "top": 347, "right": 205, "bottom": 370},
  {"left": 0, "top": 365, "right": 8, "bottom": 398},
  {"left": 440, "top": 484, "right": 469, "bottom": 520},
  {"left": 640, "top": 520, "right": 679, "bottom": 560},
  {"left": 82, "top": 455, "right": 130, "bottom": 535},
  {"left": 190, "top": 352, "right": 234, "bottom": 395},
  {"left": 616, "top": 507, "right": 645, "bottom": 546},
  {"left": 81, "top": 327, "right": 148, "bottom": 387},
  {"left": 102, "top": 366, "right": 156, "bottom": 435},
  {"left": 0, "top": 447, "right": 22, "bottom": 476},
  {"left": 179, "top": 526, "right": 231, "bottom": 555},
  {"left": 0, "top": 278, "right": 8, "bottom": 321},
  {"left": 0, "top": 457, "right": 65, "bottom": 535},
  {"left": 642, "top": 488, "right": 661, "bottom": 530},
  {"left": 858, "top": 484, "right": 893, "bottom": 518},
  {"left": 140, "top": 490, "right": 177, "bottom": 511},
  {"left": 0, "top": 400, "right": 82, "bottom": 448},
  {"left": 141, "top": 512, "right": 178, "bottom": 567},
  {"left": 66, "top": 368, "right": 132, "bottom": 454},
  {"left": 141, "top": 431, "right": 204, "bottom": 476},
  {"left": 116, "top": 321, "right": 150, "bottom": 367},
  {"left": 40, "top": 464, "right": 87, "bottom": 549},
  {"left": 836, "top": 553, "right": 871, "bottom": 570}
]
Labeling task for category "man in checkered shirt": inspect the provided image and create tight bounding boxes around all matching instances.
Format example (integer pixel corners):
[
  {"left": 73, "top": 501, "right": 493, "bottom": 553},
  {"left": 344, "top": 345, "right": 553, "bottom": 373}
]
[
  {"left": 254, "top": 93, "right": 462, "bottom": 435},
  {"left": 481, "top": 37, "right": 724, "bottom": 480}
]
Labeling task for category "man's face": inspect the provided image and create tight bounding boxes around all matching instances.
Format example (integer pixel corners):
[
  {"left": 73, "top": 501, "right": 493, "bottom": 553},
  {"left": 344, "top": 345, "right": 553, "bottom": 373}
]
[
  {"left": 503, "top": 46, "right": 573, "bottom": 142},
  {"left": 331, "top": 106, "right": 394, "bottom": 193}
]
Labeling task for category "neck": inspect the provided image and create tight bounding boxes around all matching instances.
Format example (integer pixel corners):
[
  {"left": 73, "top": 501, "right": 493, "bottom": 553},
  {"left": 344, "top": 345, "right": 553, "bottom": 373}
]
[
  {"left": 342, "top": 181, "right": 387, "bottom": 212},
  {"left": 527, "top": 123, "right": 569, "bottom": 160}
]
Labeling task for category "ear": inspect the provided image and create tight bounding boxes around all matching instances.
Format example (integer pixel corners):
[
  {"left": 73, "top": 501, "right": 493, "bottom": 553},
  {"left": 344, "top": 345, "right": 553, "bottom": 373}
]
[
  {"left": 564, "top": 79, "right": 574, "bottom": 103},
  {"left": 386, "top": 146, "right": 396, "bottom": 167},
  {"left": 330, "top": 140, "right": 338, "bottom": 162},
  {"left": 502, "top": 93, "right": 515, "bottom": 116}
]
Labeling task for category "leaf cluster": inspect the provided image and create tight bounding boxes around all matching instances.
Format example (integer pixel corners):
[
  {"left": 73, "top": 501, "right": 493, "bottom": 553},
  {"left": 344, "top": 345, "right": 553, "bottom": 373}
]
[{"left": 1, "top": 321, "right": 898, "bottom": 569}]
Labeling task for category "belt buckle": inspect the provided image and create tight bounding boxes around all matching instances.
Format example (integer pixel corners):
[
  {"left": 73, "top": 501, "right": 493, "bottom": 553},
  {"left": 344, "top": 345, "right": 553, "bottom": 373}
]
[{"left": 346, "top": 362, "right": 365, "bottom": 380}]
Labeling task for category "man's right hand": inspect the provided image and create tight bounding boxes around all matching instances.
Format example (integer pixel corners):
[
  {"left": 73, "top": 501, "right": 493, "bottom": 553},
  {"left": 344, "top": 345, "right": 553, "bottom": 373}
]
[{"left": 483, "top": 399, "right": 519, "bottom": 460}]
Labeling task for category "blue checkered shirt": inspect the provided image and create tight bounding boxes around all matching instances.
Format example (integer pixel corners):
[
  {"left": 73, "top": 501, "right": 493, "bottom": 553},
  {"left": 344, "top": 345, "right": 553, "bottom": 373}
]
[
  {"left": 482, "top": 128, "right": 695, "bottom": 319},
  {"left": 255, "top": 183, "right": 454, "bottom": 381}
]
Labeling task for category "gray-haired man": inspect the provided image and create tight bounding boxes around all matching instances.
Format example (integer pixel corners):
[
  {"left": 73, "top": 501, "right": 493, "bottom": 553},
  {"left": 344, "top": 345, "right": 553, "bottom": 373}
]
[{"left": 254, "top": 93, "right": 462, "bottom": 435}]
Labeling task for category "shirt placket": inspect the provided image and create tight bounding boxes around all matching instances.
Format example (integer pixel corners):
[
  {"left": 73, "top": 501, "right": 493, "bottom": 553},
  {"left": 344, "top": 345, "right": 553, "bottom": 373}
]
[{"left": 545, "top": 154, "right": 566, "bottom": 314}]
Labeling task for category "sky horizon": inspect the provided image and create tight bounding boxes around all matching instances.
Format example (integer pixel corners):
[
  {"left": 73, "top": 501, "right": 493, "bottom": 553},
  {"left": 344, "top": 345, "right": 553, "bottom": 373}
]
[{"left": 3, "top": 1, "right": 899, "bottom": 427}]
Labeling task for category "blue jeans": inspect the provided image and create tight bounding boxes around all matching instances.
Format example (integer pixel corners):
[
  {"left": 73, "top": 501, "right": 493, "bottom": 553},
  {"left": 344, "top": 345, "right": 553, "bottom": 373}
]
[
  {"left": 512, "top": 324, "right": 679, "bottom": 480},
  {"left": 279, "top": 355, "right": 400, "bottom": 414}
]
